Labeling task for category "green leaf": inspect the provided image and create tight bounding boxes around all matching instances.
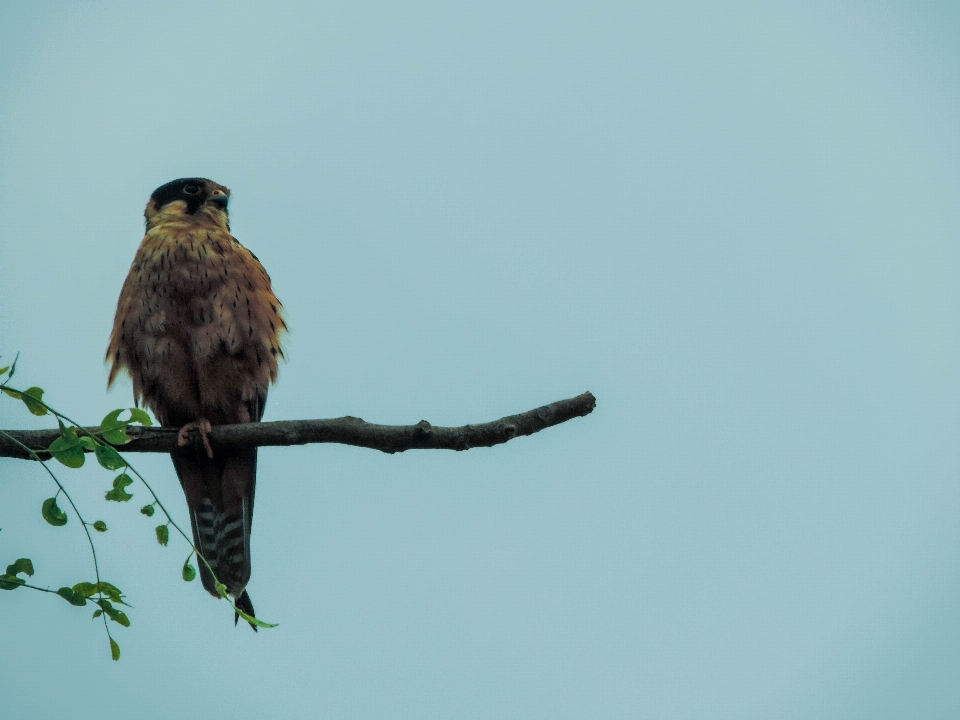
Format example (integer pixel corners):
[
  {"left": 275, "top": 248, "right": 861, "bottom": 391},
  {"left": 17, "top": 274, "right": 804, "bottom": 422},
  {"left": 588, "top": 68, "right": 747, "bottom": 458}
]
[
  {"left": 99, "top": 409, "right": 131, "bottom": 444},
  {"left": 99, "top": 408, "right": 153, "bottom": 445},
  {"left": 0, "top": 559, "right": 33, "bottom": 590},
  {"left": 5, "top": 558, "right": 34, "bottom": 577},
  {"left": 99, "top": 409, "right": 127, "bottom": 439},
  {"left": 0, "top": 574, "right": 25, "bottom": 590},
  {"left": 20, "top": 387, "right": 47, "bottom": 416},
  {"left": 50, "top": 444, "right": 85, "bottom": 468},
  {"left": 105, "top": 474, "right": 133, "bottom": 502},
  {"left": 128, "top": 408, "right": 152, "bottom": 426},
  {"left": 1, "top": 387, "right": 20, "bottom": 398},
  {"left": 0, "top": 558, "right": 35, "bottom": 590},
  {"left": 92, "top": 520, "right": 108, "bottom": 532},
  {"left": 49, "top": 424, "right": 85, "bottom": 467},
  {"left": 182, "top": 558, "right": 196, "bottom": 582},
  {"left": 72, "top": 581, "right": 98, "bottom": 597},
  {"left": 155, "top": 525, "right": 169, "bottom": 546},
  {"left": 140, "top": 504, "right": 155, "bottom": 517},
  {"left": 92, "top": 609, "right": 103, "bottom": 618},
  {"left": 214, "top": 580, "right": 229, "bottom": 599},
  {"left": 0, "top": 365, "right": 9, "bottom": 376},
  {"left": 78, "top": 436, "right": 98, "bottom": 451},
  {"left": 71, "top": 581, "right": 127, "bottom": 604},
  {"left": 235, "top": 606, "right": 278, "bottom": 629},
  {"left": 95, "top": 598, "right": 130, "bottom": 627},
  {"left": 94, "top": 444, "right": 125, "bottom": 471},
  {"left": 48, "top": 428, "right": 80, "bottom": 453},
  {"left": 110, "top": 638, "right": 120, "bottom": 661},
  {"left": 95, "top": 582, "right": 127, "bottom": 605},
  {"left": 41, "top": 497, "right": 68, "bottom": 526},
  {"left": 101, "top": 427, "right": 130, "bottom": 445},
  {"left": 57, "top": 587, "right": 88, "bottom": 606}
]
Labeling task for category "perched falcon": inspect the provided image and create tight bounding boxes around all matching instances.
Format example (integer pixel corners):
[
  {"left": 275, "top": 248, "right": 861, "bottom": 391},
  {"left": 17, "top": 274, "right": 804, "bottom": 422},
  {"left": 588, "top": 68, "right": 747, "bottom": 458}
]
[{"left": 106, "top": 178, "right": 285, "bottom": 627}]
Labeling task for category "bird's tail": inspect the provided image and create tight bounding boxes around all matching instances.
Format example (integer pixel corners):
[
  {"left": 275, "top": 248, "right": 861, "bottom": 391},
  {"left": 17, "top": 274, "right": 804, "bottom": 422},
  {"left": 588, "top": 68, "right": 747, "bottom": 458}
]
[
  {"left": 234, "top": 590, "right": 257, "bottom": 631},
  {"left": 171, "top": 446, "right": 259, "bottom": 630}
]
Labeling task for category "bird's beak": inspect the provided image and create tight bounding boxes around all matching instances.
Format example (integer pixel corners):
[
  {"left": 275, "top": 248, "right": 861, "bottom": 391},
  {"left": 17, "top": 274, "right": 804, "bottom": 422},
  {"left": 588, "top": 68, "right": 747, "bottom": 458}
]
[{"left": 209, "top": 192, "right": 229, "bottom": 210}]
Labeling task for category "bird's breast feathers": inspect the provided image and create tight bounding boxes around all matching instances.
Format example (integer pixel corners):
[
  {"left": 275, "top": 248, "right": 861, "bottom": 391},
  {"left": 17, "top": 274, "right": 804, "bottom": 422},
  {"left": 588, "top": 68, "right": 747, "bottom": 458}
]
[{"left": 107, "top": 220, "right": 285, "bottom": 421}]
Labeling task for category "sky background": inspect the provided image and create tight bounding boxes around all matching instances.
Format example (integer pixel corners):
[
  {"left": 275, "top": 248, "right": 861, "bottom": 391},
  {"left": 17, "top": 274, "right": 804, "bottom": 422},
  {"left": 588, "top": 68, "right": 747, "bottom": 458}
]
[{"left": 2, "top": 1, "right": 960, "bottom": 718}]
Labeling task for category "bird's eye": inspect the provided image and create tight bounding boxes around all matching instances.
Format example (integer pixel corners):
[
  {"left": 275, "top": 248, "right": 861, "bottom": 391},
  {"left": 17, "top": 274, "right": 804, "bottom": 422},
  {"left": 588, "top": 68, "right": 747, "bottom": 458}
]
[{"left": 183, "top": 184, "right": 200, "bottom": 195}]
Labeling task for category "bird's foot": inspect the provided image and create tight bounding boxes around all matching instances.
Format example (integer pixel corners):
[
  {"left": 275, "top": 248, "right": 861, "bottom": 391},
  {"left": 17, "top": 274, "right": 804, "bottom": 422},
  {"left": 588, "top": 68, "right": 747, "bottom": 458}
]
[{"left": 177, "top": 418, "right": 214, "bottom": 459}]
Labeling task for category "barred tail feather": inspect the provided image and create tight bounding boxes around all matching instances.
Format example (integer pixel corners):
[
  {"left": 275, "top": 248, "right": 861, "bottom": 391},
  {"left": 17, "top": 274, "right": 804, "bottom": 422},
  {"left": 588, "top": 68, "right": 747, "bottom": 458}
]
[
  {"left": 193, "top": 497, "right": 251, "bottom": 589},
  {"left": 172, "top": 446, "right": 258, "bottom": 629}
]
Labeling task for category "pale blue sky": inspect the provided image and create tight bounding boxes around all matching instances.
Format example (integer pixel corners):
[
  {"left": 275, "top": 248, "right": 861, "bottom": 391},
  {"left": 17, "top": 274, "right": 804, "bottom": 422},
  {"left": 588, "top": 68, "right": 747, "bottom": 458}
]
[{"left": 2, "top": 1, "right": 960, "bottom": 718}]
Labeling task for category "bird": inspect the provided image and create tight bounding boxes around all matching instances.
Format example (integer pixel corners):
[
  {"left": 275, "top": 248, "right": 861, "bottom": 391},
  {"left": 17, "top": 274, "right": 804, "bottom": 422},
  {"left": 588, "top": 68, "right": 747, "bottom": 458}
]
[{"left": 106, "top": 178, "right": 286, "bottom": 628}]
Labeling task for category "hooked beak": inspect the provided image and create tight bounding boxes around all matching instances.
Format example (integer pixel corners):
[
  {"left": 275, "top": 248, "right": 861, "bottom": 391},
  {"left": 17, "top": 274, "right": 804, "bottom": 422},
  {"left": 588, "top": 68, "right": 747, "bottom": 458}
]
[{"left": 209, "top": 191, "right": 229, "bottom": 210}]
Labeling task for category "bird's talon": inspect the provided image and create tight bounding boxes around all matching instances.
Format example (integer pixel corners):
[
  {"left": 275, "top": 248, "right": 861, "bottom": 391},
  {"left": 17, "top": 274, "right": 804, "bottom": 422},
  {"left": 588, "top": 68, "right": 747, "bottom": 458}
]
[{"left": 177, "top": 419, "right": 214, "bottom": 458}]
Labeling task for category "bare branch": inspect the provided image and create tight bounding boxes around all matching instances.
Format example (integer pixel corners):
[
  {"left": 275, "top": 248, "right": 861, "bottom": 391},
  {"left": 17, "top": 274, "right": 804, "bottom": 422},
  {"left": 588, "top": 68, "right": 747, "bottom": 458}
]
[{"left": 0, "top": 392, "right": 596, "bottom": 461}]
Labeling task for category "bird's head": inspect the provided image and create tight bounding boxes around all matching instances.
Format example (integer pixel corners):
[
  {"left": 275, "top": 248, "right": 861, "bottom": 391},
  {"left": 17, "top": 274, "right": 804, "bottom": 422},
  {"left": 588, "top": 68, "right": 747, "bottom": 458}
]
[{"left": 145, "top": 178, "right": 231, "bottom": 230}]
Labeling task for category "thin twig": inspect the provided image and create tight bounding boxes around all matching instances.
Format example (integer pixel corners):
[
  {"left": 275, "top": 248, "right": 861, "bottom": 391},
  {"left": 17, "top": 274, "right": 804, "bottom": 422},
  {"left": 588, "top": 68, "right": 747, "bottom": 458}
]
[
  {"left": 0, "top": 389, "right": 265, "bottom": 627},
  {"left": 0, "top": 429, "right": 115, "bottom": 645}
]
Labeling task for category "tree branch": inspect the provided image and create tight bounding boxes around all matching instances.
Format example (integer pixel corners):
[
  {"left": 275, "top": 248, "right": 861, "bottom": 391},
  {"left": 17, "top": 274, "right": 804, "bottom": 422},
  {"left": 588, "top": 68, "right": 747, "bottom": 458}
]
[{"left": 0, "top": 392, "right": 596, "bottom": 460}]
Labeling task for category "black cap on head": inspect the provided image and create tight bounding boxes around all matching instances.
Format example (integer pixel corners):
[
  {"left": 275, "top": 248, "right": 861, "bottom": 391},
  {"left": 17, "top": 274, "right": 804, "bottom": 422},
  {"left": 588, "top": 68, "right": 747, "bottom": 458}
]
[{"left": 149, "top": 178, "right": 228, "bottom": 215}]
